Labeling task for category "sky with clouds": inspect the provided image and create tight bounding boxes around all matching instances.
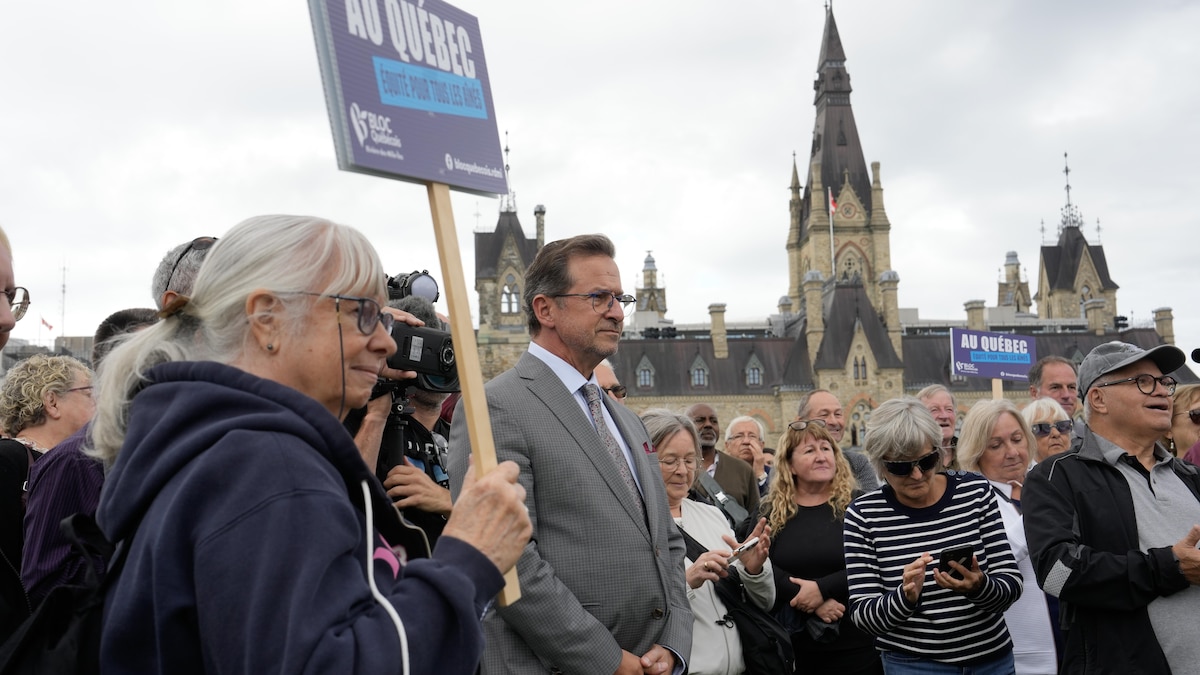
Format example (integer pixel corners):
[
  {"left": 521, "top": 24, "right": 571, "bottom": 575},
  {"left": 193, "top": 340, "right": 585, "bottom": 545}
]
[{"left": 3, "top": 0, "right": 1198, "bottom": 365}]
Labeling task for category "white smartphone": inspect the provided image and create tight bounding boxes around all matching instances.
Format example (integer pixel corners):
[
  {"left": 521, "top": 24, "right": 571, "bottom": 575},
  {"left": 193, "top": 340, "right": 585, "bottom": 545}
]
[{"left": 727, "top": 536, "right": 760, "bottom": 563}]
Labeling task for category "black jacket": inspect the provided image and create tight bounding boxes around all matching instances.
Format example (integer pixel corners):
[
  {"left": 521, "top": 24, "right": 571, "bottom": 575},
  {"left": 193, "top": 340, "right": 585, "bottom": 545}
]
[
  {"left": 1024, "top": 428, "right": 1200, "bottom": 674},
  {"left": 0, "top": 439, "right": 36, "bottom": 639}
]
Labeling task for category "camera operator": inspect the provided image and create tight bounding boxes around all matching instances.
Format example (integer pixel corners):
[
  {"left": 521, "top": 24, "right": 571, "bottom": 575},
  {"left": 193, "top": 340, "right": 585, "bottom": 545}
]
[{"left": 348, "top": 295, "right": 455, "bottom": 547}]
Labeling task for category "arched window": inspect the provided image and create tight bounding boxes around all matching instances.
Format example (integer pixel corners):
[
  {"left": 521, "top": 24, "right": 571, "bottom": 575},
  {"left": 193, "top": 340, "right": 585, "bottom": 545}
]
[
  {"left": 501, "top": 274, "right": 519, "bottom": 314},
  {"left": 638, "top": 368, "right": 654, "bottom": 388},
  {"left": 690, "top": 355, "right": 709, "bottom": 388},
  {"left": 744, "top": 354, "right": 765, "bottom": 388}
]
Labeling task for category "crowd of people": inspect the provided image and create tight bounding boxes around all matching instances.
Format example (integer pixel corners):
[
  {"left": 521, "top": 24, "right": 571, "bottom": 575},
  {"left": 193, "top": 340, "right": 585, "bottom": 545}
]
[{"left": 2, "top": 220, "right": 1200, "bottom": 674}]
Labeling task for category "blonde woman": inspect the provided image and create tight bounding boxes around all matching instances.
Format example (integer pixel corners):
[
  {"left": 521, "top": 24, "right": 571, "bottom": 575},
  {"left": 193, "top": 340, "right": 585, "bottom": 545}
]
[{"left": 765, "top": 420, "right": 880, "bottom": 675}]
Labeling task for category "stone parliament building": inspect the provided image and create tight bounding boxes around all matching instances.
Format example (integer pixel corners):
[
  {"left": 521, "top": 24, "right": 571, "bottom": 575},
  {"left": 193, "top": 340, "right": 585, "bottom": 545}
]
[{"left": 469, "top": 7, "right": 1191, "bottom": 444}]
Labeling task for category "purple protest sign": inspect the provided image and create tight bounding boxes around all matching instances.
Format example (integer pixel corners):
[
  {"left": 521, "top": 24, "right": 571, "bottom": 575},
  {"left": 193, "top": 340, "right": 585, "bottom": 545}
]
[
  {"left": 950, "top": 328, "right": 1038, "bottom": 382},
  {"left": 309, "top": 0, "right": 507, "bottom": 195}
]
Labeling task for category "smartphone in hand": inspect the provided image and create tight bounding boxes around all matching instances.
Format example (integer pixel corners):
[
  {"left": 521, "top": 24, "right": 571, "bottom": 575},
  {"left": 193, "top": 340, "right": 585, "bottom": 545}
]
[
  {"left": 727, "top": 536, "right": 760, "bottom": 564},
  {"left": 937, "top": 545, "right": 974, "bottom": 580}
]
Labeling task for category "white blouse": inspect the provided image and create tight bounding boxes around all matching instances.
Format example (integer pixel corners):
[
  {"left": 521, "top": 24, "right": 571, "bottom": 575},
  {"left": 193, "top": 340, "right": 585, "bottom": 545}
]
[{"left": 676, "top": 499, "right": 775, "bottom": 675}]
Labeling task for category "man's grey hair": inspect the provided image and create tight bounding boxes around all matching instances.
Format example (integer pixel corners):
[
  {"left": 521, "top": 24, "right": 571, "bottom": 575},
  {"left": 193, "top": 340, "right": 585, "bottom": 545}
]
[
  {"left": 916, "top": 384, "right": 955, "bottom": 407},
  {"left": 150, "top": 237, "right": 217, "bottom": 309},
  {"left": 795, "top": 388, "right": 836, "bottom": 419},
  {"left": 724, "top": 415, "right": 764, "bottom": 442}
]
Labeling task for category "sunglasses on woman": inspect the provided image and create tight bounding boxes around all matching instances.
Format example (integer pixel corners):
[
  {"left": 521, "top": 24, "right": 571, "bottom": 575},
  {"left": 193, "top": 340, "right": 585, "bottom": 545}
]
[
  {"left": 1030, "top": 420, "right": 1073, "bottom": 437},
  {"left": 882, "top": 449, "right": 941, "bottom": 477},
  {"left": 1175, "top": 409, "right": 1200, "bottom": 425}
]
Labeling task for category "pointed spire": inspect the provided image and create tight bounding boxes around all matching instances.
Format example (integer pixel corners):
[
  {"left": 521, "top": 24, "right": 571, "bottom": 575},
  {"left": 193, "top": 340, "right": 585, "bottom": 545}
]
[
  {"left": 807, "top": 3, "right": 871, "bottom": 218},
  {"left": 500, "top": 131, "right": 517, "bottom": 213},
  {"left": 1057, "top": 152, "right": 1084, "bottom": 235},
  {"left": 815, "top": 5, "right": 847, "bottom": 73},
  {"left": 790, "top": 152, "right": 801, "bottom": 191}
]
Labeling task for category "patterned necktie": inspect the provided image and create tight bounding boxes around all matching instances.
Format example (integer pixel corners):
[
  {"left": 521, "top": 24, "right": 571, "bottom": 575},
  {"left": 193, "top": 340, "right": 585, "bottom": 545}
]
[{"left": 582, "top": 383, "right": 644, "bottom": 511}]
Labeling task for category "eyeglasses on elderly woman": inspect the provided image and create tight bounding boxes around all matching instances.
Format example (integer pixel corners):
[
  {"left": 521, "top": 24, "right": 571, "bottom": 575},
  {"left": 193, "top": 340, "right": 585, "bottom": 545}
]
[
  {"left": 283, "top": 292, "right": 394, "bottom": 336},
  {"left": 1030, "top": 420, "right": 1073, "bottom": 437}
]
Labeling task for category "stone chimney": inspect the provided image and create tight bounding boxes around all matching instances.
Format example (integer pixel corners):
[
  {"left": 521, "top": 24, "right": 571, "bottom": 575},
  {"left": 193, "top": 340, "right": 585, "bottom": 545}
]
[
  {"left": 533, "top": 204, "right": 546, "bottom": 249},
  {"left": 879, "top": 270, "right": 902, "bottom": 358},
  {"left": 803, "top": 271, "right": 825, "bottom": 363},
  {"left": 709, "top": 303, "right": 728, "bottom": 359},
  {"left": 1084, "top": 298, "right": 1107, "bottom": 335},
  {"left": 1154, "top": 307, "right": 1176, "bottom": 345},
  {"left": 778, "top": 295, "right": 793, "bottom": 316},
  {"left": 964, "top": 300, "right": 987, "bottom": 331}
]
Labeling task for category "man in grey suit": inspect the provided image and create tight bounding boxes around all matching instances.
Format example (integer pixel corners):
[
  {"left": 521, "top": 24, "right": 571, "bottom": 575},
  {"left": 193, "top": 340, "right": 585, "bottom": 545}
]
[{"left": 449, "top": 234, "right": 692, "bottom": 675}]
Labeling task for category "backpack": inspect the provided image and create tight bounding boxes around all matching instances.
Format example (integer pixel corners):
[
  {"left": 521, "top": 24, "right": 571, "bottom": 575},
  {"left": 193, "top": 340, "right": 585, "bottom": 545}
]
[
  {"left": 0, "top": 514, "right": 124, "bottom": 675},
  {"left": 678, "top": 527, "right": 795, "bottom": 675}
]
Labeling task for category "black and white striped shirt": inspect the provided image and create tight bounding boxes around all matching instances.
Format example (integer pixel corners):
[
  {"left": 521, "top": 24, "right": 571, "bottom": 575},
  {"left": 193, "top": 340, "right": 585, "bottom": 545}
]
[{"left": 843, "top": 471, "right": 1022, "bottom": 664}]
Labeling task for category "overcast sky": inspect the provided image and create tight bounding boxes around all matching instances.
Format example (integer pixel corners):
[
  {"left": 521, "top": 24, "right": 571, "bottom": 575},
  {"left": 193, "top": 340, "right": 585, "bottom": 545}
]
[{"left": 3, "top": 0, "right": 1198, "bottom": 365}]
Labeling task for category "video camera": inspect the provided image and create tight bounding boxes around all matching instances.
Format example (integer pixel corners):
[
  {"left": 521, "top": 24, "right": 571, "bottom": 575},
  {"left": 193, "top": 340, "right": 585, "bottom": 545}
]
[{"left": 379, "top": 270, "right": 459, "bottom": 394}]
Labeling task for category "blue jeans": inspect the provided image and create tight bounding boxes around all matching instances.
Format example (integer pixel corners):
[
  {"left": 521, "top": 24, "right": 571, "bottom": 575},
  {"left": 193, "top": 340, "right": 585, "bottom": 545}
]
[{"left": 881, "top": 650, "right": 1015, "bottom": 675}]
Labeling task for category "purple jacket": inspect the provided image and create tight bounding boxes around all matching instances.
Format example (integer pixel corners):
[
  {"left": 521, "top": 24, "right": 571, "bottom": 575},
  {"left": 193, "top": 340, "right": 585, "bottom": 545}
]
[{"left": 22, "top": 423, "right": 105, "bottom": 609}]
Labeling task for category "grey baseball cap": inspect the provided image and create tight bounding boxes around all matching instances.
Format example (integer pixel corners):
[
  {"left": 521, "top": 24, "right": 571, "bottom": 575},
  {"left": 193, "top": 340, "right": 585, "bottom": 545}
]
[{"left": 1078, "top": 341, "right": 1186, "bottom": 397}]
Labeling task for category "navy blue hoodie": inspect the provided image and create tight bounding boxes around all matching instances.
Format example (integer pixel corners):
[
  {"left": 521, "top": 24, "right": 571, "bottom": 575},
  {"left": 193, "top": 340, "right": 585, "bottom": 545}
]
[{"left": 97, "top": 361, "right": 502, "bottom": 674}]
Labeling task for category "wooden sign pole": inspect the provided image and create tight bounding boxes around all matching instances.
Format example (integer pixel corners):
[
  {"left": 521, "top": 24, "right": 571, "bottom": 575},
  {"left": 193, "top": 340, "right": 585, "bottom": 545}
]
[
  {"left": 991, "top": 378, "right": 1003, "bottom": 400},
  {"left": 426, "top": 182, "right": 521, "bottom": 605}
]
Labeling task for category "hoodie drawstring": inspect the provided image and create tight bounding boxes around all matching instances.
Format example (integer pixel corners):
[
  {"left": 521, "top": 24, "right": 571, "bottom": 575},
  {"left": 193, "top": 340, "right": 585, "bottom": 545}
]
[{"left": 361, "top": 480, "right": 410, "bottom": 675}]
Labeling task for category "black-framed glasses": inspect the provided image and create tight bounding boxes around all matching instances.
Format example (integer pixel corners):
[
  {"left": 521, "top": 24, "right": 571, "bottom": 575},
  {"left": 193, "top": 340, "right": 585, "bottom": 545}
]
[
  {"left": 165, "top": 237, "right": 218, "bottom": 290},
  {"left": 286, "top": 292, "right": 394, "bottom": 336},
  {"left": 63, "top": 385, "right": 94, "bottom": 399},
  {"left": 788, "top": 419, "right": 827, "bottom": 432},
  {"left": 1031, "top": 420, "right": 1073, "bottom": 437},
  {"left": 882, "top": 449, "right": 941, "bottom": 477},
  {"left": 552, "top": 292, "right": 636, "bottom": 313},
  {"left": 1175, "top": 409, "right": 1200, "bottom": 426},
  {"left": 3, "top": 287, "right": 30, "bottom": 322},
  {"left": 1096, "top": 373, "right": 1177, "bottom": 396},
  {"left": 602, "top": 385, "right": 628, "bottom": 399}
]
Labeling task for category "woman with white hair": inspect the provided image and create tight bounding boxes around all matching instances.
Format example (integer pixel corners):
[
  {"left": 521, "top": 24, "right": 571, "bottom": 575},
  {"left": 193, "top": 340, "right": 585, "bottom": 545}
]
[
  {"left": 92, "top": 215, "right": 531, "bottom": 674},
  {"left": 959, "top": 399, "right": 1058, "bottom": 674},
  {"left": 1020, "top": 398, "right": 1072, "bottom": 464},
  {"left": 843, "top": 397, "right": 1022, "bottom": 674}
]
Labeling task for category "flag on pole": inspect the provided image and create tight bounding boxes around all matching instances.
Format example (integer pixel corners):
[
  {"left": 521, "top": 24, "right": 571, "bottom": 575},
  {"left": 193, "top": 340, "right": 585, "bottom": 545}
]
[
  {"left": 41, "top": 316, "right": 54, "bottom": 331},
  {"left": 828, "top": 187, "right": 838, "bottom": 214}
]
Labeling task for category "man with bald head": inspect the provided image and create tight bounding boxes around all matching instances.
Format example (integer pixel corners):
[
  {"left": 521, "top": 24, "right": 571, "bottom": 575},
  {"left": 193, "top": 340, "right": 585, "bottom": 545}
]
[
  {"left": 686, "top": 403, "right": 758, "bottom": 515},
  {"left": 0, "top": 225, "right": 28, "bottom": 351},
  {"left": 795, "top": 390, "right": 878, "bottom": 490}
]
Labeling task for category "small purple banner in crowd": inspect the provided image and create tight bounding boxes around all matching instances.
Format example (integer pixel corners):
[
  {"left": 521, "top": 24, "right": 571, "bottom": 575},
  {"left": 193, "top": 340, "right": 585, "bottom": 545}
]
[
  {"left": 309, "top": 0, "right": 507, "bottom": 195},
  {"left": 950, "top": 328, "right": 1037, "bottom": 382}
]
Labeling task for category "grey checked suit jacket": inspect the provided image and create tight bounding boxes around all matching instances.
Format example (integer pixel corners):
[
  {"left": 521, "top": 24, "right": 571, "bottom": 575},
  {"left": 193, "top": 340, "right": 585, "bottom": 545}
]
[{"left": 448, "top": 352, "right": 693, "bottom": 674}]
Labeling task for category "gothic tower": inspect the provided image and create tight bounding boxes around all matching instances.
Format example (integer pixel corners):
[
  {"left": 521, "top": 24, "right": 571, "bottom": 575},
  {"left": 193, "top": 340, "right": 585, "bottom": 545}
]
[
  {"left": 786, "top": 5, "right": 904, "bottom": 405},
  {"left": 787, "top": 6, "right": 895, "bottom": 315},
  {"left": 1033, "top": 155, "right": 1119, "bottom": 325}
]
